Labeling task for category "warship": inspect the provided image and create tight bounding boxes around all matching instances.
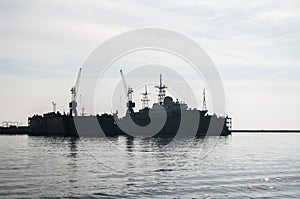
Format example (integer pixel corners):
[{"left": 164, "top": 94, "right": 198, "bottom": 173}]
[{"left": 0, "top": 69, "right": 232, "bottom": 137}]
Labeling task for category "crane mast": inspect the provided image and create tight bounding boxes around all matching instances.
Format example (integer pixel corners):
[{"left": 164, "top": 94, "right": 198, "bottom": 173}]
[
  {"left": 120, "top": 69, "right": 135, "bottom": 113},
  {"left": 69, "top": 68, "right": 82, "bottom": 116}
]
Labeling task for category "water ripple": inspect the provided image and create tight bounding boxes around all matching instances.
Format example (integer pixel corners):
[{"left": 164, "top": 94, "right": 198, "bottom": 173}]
[{"left": 0, "top": 134, "right": 299, "bottom": 198}]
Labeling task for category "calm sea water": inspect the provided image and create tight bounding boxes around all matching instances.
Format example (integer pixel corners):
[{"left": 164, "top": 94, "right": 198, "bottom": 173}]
[{"left": 0, "top": 134, "right": 299, "bottom": 198}]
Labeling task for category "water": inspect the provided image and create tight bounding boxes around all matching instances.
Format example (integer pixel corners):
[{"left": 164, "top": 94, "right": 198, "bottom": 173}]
[{"left": 0, "top": 134, "right": 299, "bottom": 198}]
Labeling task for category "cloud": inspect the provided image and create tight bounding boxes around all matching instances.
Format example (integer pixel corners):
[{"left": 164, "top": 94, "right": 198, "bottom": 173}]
[{"left": 0, "top": 0, "right": 299, "bottom": 128}]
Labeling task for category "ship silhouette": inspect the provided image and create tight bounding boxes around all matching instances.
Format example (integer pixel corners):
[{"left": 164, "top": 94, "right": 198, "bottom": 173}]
[{"left": 1, "top": 69, "right": 232, "bottom": 137}]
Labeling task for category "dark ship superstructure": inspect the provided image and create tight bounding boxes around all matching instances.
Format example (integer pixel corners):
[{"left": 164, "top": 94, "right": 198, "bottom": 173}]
[
  {"left": 117, "top": 73, "right": 231, "bottom": 137},
  {"left": 0, "top": 69, "right": 232, "bottom": 137}
]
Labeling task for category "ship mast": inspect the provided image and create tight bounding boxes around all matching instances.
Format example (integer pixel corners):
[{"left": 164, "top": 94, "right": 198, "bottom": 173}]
[
  {"left": 52, "top": 101, "right": 56, "bottom": 113},
  {"left": 141, "top": 85, "right": 150, "bottom": 109},
  {"left": 155, "top": 74, "right": 167, "bottom": 105},
  {"left": 202, "top": 88, "right": 207, "bottom": 111}
]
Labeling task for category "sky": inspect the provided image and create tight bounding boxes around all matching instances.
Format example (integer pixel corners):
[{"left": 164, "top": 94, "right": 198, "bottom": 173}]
[{"left": 0, "top": 0, "right": 300, "bottom": 129}]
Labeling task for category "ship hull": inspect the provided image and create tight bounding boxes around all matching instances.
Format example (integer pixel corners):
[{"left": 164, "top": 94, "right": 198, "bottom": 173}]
[{"left": 23, "top": 111, "right": 231, "bottom": 137}]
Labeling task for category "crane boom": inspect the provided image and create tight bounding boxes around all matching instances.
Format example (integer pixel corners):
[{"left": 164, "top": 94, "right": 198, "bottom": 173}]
[
  {"left": 75, "top": 68, "right": 82, "bottom": 96},
  {"left": 120, "top": 70, "right": 128, "bottom": 100},
  {"left": 72, "top": 68, "right": 82, "bottom": 101}
]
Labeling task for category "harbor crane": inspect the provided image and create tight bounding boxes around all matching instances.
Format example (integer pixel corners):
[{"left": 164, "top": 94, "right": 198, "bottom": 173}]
[
  {"left": 120, "top": 69, "right": 135, "bottom": 113},
  {"left": 69, "top": 68, "right": 82, "bottom": 116}
]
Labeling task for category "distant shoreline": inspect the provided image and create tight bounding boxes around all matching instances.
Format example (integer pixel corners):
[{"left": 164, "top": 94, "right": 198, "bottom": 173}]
[{"left": 232, "top": 130, "right": 300, "bottom": 133}]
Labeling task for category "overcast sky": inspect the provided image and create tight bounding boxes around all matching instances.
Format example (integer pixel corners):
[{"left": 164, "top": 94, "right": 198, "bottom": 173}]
[{"left": 1, "top": 0, "right": 300, "bottom": 129}]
